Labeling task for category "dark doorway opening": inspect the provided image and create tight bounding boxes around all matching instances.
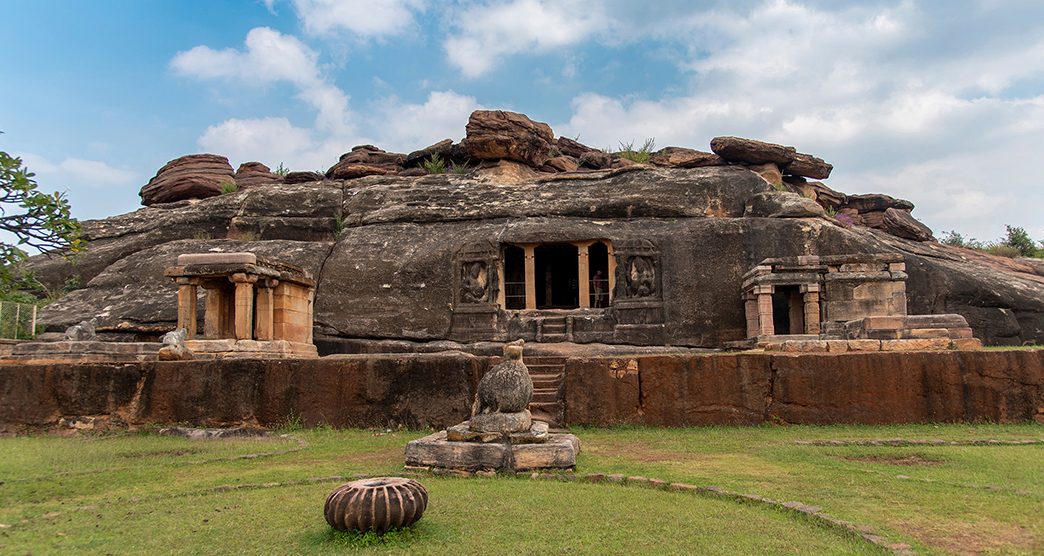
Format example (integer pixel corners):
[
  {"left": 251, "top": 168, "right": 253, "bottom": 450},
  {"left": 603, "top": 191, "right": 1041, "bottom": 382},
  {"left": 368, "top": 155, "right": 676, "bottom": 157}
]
[
  {"left": 771, "top": 285, "right": 804, "bottom": 335},
  {"left": 536, "top": 243, "right": 578, "bottom": 309},
  {"left": 503, "top": 245, "right": 525, "bottom": 310},
  {"left": 589, "top": 241, "right": 610, "bottom": 308}
]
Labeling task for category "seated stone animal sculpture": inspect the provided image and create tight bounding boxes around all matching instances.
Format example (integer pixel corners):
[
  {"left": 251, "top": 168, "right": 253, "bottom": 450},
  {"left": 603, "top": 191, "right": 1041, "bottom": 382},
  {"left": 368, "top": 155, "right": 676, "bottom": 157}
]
[
  {"left": 63, "top": 318, "right": 98, "bottom": 341},
  {"left": 157, "top": 328, "right": 193, "bottom": 361},
  {"left": 470, "top": 340, "right": 533, "bottom": 433}
]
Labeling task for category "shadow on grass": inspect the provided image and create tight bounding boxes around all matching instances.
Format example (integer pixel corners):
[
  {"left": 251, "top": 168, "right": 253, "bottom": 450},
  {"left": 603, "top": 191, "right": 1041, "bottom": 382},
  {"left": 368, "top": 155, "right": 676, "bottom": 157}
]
[{"left": 299, "top": 523, "right": 439, "bottom": 551}]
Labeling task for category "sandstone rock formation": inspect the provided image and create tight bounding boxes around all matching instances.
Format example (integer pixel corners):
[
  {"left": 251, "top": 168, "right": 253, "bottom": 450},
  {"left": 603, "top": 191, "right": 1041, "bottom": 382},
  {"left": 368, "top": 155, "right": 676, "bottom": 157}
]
[
  {"left": 139, "top": 154, "right": 235, "bottom": 205},
  {"left": 459, "top": 110, "right": 555, "bottom": 167},
  {"left": 27, "top": 110, "right": 1044, "bottom": 347},
  {"left": 233, "top": 162, "right": 279, "bottom": 188}
]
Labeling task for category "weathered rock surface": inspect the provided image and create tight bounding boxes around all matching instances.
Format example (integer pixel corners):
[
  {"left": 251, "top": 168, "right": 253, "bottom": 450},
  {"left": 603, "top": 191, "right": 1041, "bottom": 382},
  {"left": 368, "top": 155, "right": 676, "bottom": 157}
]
[
  {"left": 745, "top": 191, "right": 826, "bottom": 218},
  {"left": 556, "top": 137, "right": 612, "bottom": 169},
  {"left": 234, "top": 162, "right": 279, "bottom": 188},
  {"left": 882, "top": 207, "right": 934, "bottom": 241},
  {"left": 27, "top": 167, "right": 1044, "bottom": 346},
  {"left": 0, "top": 353, "right": 490, "bottom": 429},
  {"left": 139, "top": 154, "right": 235, "bottom": 205},
  {"left": 284, "top": 171, "right": 324, "bottom": 184},
  {"left": 563, "top": 351, "right": 1043, "bottom": 425},
  {"left": 649, "top": 147, "right": 726, "bottom": 169},
  {"left": 711, "top": 136, "right": 797, "bottom": 166},
  {"left": 405, "top": 139, "right": 455, "bottom": 168},
  {"left": 785, "top": 152, "right": 833, "bottom": 179},
  {"left": 460, "top": 110, "right": 555, "bottom": 167}
]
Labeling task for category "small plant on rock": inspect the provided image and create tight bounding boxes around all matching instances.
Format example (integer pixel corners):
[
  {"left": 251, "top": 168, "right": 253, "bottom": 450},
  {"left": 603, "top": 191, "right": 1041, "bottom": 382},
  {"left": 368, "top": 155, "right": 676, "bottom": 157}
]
[
  {"left": 422, "top": 154, "right": 447, "bottom": 174},
  {"left": 274, "top": 163, "right": 290, "bottom": 177},
  {"left": 449, "top": 160, "right": 471, "bottom": 175},
  {"left": 219, "top": 181, "right": 238, "bottom": 194},
  {"left": 617, "top": 138, "right": 656, "bottom": 164}
]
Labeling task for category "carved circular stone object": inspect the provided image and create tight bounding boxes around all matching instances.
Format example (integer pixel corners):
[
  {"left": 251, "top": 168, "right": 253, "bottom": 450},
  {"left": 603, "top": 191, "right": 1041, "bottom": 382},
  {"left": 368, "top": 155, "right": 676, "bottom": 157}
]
[{"left": 324, "top": 477, "right": 428, "bottom": 533}]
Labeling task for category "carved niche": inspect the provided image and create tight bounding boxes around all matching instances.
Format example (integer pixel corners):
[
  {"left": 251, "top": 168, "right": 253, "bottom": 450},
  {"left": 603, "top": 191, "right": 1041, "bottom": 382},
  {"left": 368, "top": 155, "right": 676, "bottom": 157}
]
[
  {"left": 453, "top": 241, "right": 500, "bottom": 307},
  {"left": 613, "top": 239, "right": 662, "bottom": 301}
]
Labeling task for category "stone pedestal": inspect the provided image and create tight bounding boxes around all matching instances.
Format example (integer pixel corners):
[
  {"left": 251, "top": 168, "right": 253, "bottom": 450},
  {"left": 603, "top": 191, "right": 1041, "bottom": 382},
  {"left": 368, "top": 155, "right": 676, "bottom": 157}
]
[{"left": 405, "top": 426, "right": 579, "bottom": 472}]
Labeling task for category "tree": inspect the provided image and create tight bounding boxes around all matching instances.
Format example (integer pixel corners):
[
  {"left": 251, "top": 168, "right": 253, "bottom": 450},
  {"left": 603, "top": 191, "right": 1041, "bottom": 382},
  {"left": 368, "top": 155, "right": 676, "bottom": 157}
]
[
  {"left": 0, "top": 149, "right": 82, "bottom": 292},
  {"left": 1002, "top": 225, "right": 1038, "bottom": 258}
]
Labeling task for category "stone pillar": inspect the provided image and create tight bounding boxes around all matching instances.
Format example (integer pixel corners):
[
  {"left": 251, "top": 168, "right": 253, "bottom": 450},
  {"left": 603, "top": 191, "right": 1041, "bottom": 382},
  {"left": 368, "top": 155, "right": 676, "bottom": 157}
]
[
  {"left": 607, "top": 243, "right": 616, "bottom": 304},
  {"left": 175, "top": 278, "right": 198, "bottom": 339},
  {"left": 254, "top": 279, "right": 276, "bottom": 341},
  {"left": 203, "top": 281, "right": 229, "bottom": 339},
  {"left": 524, "top": 244, "right": 537, "bottom": 310},
  {"left": 306, "top": 288, "right": 315, "bottom": 344},
  {"left": 788, "top": 290, "right": 805, "bottom": 335},
  {"left": 577, "top": 241, "right": 591, "bottom": 309},
  {"left": 230, "top": 273, "right": 257, "bottom": 340},
  {"left": 744, "top": 293, "right": 760, "bottom": 339},
  {"left": 756, "top": 286, "right": 775, "bottom": 336},
  {"left": 496, "top": 258, "right": 506, "bottom": 308},
  {"left": 803, "top": 289, "right": 821, "bottom": 335}
]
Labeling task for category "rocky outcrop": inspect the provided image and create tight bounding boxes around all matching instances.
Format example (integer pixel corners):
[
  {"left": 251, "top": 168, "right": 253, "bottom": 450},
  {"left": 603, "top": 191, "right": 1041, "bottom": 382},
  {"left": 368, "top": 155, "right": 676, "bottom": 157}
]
[
  {"left": 649, "top": 147, "right": 725, "bottom": 169},
  {"left": 27, "top": 111, "right": 1044, "bottom": 348},
  {"left": 233, "top": 162, "right": 279, "bottom": 188},
  {"left": 459, "top": 110, "right": 555, "bottom": 167},
  {"left": 139, "top": 154, "right": 235, "bottom": 205},
  {"left": 710, "top": 136, "right": 833, "bottom": 179}
]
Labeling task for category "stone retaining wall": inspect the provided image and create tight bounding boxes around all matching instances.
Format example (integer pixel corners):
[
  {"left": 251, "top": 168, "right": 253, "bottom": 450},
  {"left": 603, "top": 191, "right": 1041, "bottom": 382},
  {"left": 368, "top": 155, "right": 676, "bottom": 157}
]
[
  {"left": 1, "top": 350, "right": 1040, "bottom": 430},
  {"left": 563, "top": 350, "right": 1044, "bottom": 426},
  {"left": 0, "top": 353, "right": 489, "bottom": 430}
]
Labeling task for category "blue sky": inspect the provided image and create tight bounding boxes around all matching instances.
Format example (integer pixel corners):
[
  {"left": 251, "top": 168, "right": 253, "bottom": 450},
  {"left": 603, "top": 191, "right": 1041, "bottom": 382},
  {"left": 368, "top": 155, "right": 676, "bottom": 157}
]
[{"left": 2, "top": 0, "right": 1043, "bottom": 242}]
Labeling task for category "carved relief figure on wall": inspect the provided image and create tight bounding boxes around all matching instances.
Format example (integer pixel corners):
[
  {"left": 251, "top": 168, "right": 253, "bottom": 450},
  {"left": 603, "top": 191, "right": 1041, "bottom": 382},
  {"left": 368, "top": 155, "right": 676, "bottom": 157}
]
[
  {"left": 627, "top": 256, "right": 657, "bottom": 298},
  {"left": 460, "top": 261, "right": 489, "bottom": 303}
]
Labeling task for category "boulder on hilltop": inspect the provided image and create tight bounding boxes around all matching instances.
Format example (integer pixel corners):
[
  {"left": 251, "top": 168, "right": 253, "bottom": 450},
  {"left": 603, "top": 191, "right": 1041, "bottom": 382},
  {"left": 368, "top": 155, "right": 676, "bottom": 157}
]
[
  {"left": 139, "top": 154, "right": 235, "bottom": 206},
  {"left": 459, "top": 110, "right": 556, "bottom": 167}
]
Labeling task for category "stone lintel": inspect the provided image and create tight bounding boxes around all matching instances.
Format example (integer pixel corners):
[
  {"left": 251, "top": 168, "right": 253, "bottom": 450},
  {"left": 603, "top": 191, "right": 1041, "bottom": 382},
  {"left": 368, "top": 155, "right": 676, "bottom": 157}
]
[{"left": 177, "top": 252, "right": 257, "bottom": 265}]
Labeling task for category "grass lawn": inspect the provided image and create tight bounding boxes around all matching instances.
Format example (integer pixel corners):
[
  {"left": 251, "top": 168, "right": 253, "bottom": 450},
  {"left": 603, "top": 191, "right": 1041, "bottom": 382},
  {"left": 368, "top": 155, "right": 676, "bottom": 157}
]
[{"left": 0, "top": 423, "right": 1040, "bottom": 555}]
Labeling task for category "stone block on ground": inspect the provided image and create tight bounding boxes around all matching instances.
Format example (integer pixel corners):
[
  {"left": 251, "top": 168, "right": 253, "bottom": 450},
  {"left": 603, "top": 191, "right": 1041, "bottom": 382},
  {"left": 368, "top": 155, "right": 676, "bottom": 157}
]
[
  {"left": 404, "top": 430, "right": 579, "bottom": 472},
  {"left": 710, "top": 136, "right": 797, "bottom": 165}
]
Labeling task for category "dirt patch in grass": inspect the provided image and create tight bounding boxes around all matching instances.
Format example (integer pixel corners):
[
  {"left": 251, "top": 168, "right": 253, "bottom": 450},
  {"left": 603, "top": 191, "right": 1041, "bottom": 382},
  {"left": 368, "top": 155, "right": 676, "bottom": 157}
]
[
  {"left": 842, "top": 454, "right": 944, "bottom": 466},
  {"left": 900, "top": 519, "right": 1035, "bottom": 555}
]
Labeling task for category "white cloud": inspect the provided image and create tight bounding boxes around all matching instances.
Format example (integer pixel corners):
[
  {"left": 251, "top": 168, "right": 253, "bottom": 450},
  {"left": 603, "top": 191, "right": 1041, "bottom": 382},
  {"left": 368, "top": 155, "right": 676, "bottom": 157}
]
[
  {"left": 20, "top": 154, "right": 135, "bottom": 187},
  {"left": 368, "top": 91, "right": 482, "bottom": 152},
  {"left": 550, "top": 0, "right": 1044, "bottom": 241},
  {"left": 292, "top": 0, "right": 427, "bottom": 37},
  {"left": 444, "top": 0, "right": 610, "bottom": 77},
  {"left": 172, "top": 27, "right": 354, "bottom": 135}
]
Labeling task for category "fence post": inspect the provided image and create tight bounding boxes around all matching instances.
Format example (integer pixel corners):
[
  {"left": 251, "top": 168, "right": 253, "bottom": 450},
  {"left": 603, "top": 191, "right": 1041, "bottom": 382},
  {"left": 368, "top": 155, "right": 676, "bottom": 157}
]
[{"left": 31, "top": 304, "right": 37, "bottom": 338}]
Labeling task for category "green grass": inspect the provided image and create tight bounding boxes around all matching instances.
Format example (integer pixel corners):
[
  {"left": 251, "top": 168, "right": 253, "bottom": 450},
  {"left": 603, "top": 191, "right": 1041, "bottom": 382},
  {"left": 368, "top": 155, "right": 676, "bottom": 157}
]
[
  {"left": 0, "top": 424, "right": 1040, "bottom": 554},
  {"left": 616, "top": 138, "right": 656, "bottom": 164}
]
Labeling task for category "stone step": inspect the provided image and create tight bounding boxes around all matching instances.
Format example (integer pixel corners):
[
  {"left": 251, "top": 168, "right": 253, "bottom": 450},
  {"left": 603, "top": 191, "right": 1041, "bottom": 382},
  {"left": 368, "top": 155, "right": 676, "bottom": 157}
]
[
  {"left": 525, "top": 356, "right": 567, "bottom": 364},
  {"left": 531, "top": 378, "right": 561, "bottom": 389},
  {"left": 540, "top": 333, "right": 568, "bottom": 342}
]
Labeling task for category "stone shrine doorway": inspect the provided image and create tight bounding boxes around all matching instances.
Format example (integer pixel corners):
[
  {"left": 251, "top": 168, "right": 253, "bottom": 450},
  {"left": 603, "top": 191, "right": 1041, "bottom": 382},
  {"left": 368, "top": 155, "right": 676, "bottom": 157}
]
[
  {"left": 771, "top": 285, "right": 805, "bottom": 335},
  {"left": 535, "top": 244, "right": 579, "bottom": 309}
]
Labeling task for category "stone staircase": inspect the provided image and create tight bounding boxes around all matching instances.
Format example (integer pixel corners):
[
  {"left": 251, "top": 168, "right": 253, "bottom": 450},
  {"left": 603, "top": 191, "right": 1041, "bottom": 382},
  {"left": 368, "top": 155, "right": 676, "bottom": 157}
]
[
  {"left": 526, "top": 355, "right": 566, "bottom": 427},
  {"left": 538, "top": 316, "right": 568, "bottom": 342}
]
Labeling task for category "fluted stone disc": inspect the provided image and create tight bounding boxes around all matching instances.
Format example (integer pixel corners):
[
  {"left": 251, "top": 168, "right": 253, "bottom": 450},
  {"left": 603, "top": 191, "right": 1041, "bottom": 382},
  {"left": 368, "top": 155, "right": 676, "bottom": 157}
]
[{"left": 324, "top": 477, "right": 428, "bottom": 533}]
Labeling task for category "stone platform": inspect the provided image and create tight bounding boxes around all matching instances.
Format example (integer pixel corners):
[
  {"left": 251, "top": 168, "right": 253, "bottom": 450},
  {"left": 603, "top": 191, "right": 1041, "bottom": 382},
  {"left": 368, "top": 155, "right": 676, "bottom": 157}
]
[
  {"left": 405, "top": 425, "right": 579, "bottom": 472},
  {"left": 185, "top": 339, "right": 318, "bottom": 359},
  {"left": 5, "top": 341, "right": 160, "bottom": 363}
]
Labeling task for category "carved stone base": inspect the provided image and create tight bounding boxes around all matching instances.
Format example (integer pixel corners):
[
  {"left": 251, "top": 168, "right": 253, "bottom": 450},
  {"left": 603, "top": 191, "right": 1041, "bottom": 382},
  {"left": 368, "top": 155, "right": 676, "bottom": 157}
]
[
  {"left": 469, "top": 409, "right": 531, "bottom": 433},
  {"left": 405, "top": 429, "right": 579, "bottom": 472},
  {"left": 447, "top": 420, "right": 548, "bottom": 444}
]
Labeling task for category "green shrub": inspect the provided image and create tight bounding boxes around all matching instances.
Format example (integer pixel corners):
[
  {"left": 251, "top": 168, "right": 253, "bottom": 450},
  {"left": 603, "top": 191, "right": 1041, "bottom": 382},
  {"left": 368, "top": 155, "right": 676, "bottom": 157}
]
[
  {"left": 1002, "top": 225, "right": 1038, "bottom": 257},
  {"left": 422, "top": 154, "right": 446, "bottom": 174},
  {"left": 449, "top": 161, "right": 471, "bottom": 175},
  {"left": 219, "top": 181, "right": 238, "bottom": 194},
  {"left": 616, "top": 138, "right": 656, "bottom": 164},
  {"left": 274, "top": 163, "right": 290, "bottom": 177}
]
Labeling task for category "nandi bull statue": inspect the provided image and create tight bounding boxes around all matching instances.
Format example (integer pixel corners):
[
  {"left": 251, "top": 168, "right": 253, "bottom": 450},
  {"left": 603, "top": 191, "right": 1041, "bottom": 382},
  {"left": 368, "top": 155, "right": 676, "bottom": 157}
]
[{"left": 469, "top": 339, "right": 534, "bottom": 433}]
